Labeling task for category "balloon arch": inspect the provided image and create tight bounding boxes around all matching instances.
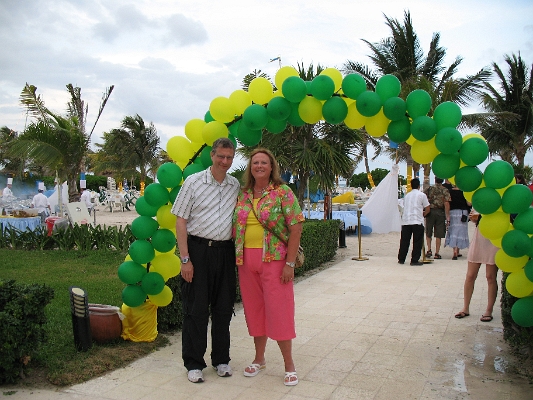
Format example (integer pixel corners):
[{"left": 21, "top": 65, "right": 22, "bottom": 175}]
[{"left": 117, "top": 66, "right": 533, "bottom": 328}]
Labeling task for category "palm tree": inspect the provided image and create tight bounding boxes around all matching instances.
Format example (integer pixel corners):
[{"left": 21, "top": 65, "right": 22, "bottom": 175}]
[
  {"left": 95, "top": 115, "right": 161, "bottom": 185},
  {"left": 467, "top": 54, "right": 533, "bottom": 168},
  {"left": 11, "top": 83, "right": 113, "bottom": 200},
  {"left": 342, "top": 11, "right": 490, "bottom": 187},
  {"left": 0, "top": 127, "right": 26, "bottom": 178}
]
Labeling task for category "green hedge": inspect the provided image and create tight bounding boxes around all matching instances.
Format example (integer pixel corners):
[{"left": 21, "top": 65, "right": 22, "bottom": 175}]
[
  {"left": 0, "top": 280, "right": 54, "bottom": 384},
  {"left": 157, "top": 219, "right": 340, "bottom": 333}
]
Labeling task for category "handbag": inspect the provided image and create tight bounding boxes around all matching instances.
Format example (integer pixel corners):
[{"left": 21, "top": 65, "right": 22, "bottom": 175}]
[{"left": 250, "top": 204, "right": 305, "bottom": 268}]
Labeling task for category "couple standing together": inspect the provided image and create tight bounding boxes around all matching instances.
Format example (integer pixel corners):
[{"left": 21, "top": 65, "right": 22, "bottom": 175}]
[{"left": 170, "top": 138, "right": 304, "bottom": 386}]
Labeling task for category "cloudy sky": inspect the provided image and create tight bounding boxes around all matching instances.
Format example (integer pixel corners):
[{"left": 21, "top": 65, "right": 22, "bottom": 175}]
[{"left": 1, "top": 0, "right": 532, "bottom": 173}]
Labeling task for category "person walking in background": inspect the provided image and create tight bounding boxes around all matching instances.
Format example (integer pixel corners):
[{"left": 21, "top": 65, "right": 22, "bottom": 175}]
[
  {"left": 79, "top": 180, "right": 93, "bottom": 215},
  {"left": 31, "top": 182, "right": 51, "bottom": 223},
  {"left": 444, "top": 182, "right": 471, "bottom": 259},
  {"left": 171, "top": 138, "right": 240, "bottom": 384},
  {"left": 2, "top": 177, "right": 14, "bottom": 200},
  {"left": 398, "top": 178, "right": 430, "bottom": 266},
  {"left": 455, "top": 208, "right": 499, "bottom": 322},
  {"left": 424, "top": 177, "right": 451, "bottom": 259},
  {"left": 233, "top": 148, "right": 304, "bottom": 386}
]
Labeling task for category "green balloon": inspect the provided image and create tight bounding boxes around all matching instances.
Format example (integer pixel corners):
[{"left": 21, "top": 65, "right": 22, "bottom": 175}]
[
  {"left": 131, "top": 216, "right": 159, "bottom": 239},
  {"left": 122, "top": 285, "right": 147, "bottom": 308},
  {"left": 151, "top": 228, "right": 176, "bottom": 253},
  {"left": 288, "top": 102, "right": 305, "bottom": 127},
  {"left": 310, "top": 75, "right": 335, "bottom": 100},
  {"left": 383, "top": 97, "right": 406, "bottom": 121},
  {"left": 433, "top": 101, "right": 462, "bottom": 131},
  {"left": 435, "top": 127, "right": 463, "bottom": 154},
  {"left": 237, "top": 122, "right": 262, "bottom": 146},
  {"left": 135, "top": 196, "right": 159, "bottom": 217},
  {"left": 265, "top": 117, "right": 287, "bottom": 134},
  {"left": 282, "top": 76, "right": 307, "bottom": 103},
  {"left": 514, "top": 208, "right": 533, "bottom": 234},
  {"left": 502, "top": 184, "right": 533, "bottom": 214},
  {"left": 322, "top": 96, "right": 348, "bottom": 124},
  {"left": 410, "top": 116, "right": 437, "bottom": 141},
  {"left": 375, "top": 74, "right": 401, "bottom": 103},
  {"left": 169, "top": 185, "right": 181, "bottom": 204},
  {"left": 459, "top": 137, "right": 489, "bottom": 166},
  {"left": 129, "top": 239, "right": 155, "bottom": 265},
  {"left": 342, "top": 73, "right": 367, "bottom": 100},
  {"left": 156, "top": 162, "right": 183, "bottom": 188},
  {"left": 455, "top": 166, "right": 482, "bottom": 192},
  {"left": 200, "top": 146, "right": 213, "bottom": 167},
  {"left": 471, "top": 187, "right": 502, "bottom": 215},
  {"left": 406, "top": 89, "right": 432, "bottom": 118},
  {"left": 141, "top": 272, "right": 166, "bottom": 295},
  {"left": 183, "top": 163, "right": 205, "bottom": 180},
  {"left": 524, "top": 260, "right": 533, "bottom": 282},
  {"left": 387, "top": 117, "right": 411, "bottom": 143},
  {"left": 228, "top": 133, "right": 237, "bottom": 149},
  {"left": 228, "top": 120, "right": 240, "bottom": 137},
  {"left": 355, "top": 91, "right": 382, "bottom": 117},
  {"left": 511, "top": 297, "right": 533, "bottom": 327},
  {"left": 502, "top": 229, "right": 531, "bottom": 258},
  {"left": 144, "top": 183, "right": 170, "bottom": 208},
  {"left": 118, "top": 261, "right": 147, "bottom": 285},
  {"left": 527, "top": 238, "right": 533, "bottom": 258},
  {"left": 432, "top": 153, "right": 460, "bottom": 179},
  {"left": 267, "top": 96, "right": 292, "bottom": 120},
  {"left": 204, "top": 110, "right": 214, "bottom": 123},
  {"left": 483, "top": 160, "right": 515, "bottom": 189},
  {"left": 242, "top": 104, "right": 268, "bottom": 130}
]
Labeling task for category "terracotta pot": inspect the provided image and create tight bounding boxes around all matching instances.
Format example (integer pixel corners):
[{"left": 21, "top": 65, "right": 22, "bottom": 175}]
[{"left": 88, "top": 304, "right": 122, "bottom": 343}]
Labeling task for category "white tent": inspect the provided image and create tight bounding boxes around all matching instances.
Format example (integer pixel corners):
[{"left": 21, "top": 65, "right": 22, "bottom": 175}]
[
  {"left": 48, "top": 182, "right": 69, "bottom": 215},
  {"left": 361, "top": 164, "right": 402, "bottom": 234}
]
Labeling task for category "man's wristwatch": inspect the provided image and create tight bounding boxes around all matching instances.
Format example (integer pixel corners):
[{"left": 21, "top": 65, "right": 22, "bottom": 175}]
[
  {"left": 286, "top": 261, "right": 296, "bottom": 268},
  {"left": 181, "top": 256, "right": 190, "bottom": 264}
]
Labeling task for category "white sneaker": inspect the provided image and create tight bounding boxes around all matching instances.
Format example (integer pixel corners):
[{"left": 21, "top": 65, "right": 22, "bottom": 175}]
[
  {"left": 187, "top": 369, "right": 204, "bottom": 383},
  {"left": 213, "top": 363, "right": 233, "bottom": 377}
]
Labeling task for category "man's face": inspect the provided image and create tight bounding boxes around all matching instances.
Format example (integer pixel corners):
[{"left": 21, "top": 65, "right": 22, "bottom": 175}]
[{"left": 211, "top": 146, "right": 235, "bottom": 175}]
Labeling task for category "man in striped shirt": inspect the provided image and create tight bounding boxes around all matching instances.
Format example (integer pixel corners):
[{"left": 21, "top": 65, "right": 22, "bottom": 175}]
[{"left": 171, "top": 137, "right": 240, "bottom": 383}]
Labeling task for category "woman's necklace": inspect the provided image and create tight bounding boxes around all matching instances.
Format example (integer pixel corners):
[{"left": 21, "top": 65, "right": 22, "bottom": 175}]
[{"left": 254, "top": 185, "right": 268, "bottom": 193}]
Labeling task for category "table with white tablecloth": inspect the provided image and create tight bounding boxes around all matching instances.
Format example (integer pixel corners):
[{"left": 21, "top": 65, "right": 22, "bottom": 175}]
[
  {"left": 305, "top": 211, "right": 373, "bottom": 234},
  {"left": 0, "top": 216, "right": 42, "bottom": 232}
]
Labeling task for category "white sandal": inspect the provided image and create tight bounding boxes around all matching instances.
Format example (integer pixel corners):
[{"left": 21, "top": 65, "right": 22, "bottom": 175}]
[
  {"left": 243, "top": 363, "right": 266, "bottom": 377},
  {"left": 284, "top": 371, "right": 298, "bottom": 386}
]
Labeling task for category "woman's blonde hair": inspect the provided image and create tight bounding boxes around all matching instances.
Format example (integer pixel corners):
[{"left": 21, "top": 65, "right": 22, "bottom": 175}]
[{"left": 243, "top": 148, "right": 285, "bottom": 190}]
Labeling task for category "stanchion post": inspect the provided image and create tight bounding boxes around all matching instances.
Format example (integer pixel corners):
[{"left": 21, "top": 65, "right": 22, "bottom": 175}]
[{"left": 352, "top": 205, "right": 368, "bottom": 261}]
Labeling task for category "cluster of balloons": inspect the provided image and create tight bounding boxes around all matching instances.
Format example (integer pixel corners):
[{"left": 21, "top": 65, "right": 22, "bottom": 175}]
[{"left": 119, "top": 66, "right": 532, "bottom": 328}]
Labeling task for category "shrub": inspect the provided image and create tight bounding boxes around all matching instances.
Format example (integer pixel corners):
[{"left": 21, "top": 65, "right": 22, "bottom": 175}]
[{"left": 0, "top": 280, "right": 54, "bottom": 384}]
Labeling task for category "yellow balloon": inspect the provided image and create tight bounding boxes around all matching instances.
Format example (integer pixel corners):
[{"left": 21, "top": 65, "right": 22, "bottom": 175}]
[
  {"left": 463, "top": 133, "right": 485, "bottom": 142},
  {"left": 478, "top": 211, "right": 510, "bottom": 240},
  {"left": 184, "top": 119, "right": 206, "bottom": 143},
  {"left": 495, "top": 249, "right": 528, "bottom": 273},
  {"left": 344, "top": 102, "right": 367, "bottom": 129},
  {"left": 298, "top": 96, "right": 323, "bottom": 124},
  {"left": 209, "top": 96, "right": 235, "bottom": 123},
  {"left": 167, "top": 136, "right": 193, "bottom": 164},
  {"left": 320, "top": 68, "right": 343, "bottom": 92},
  {"left": 248, "top": 77, "right": 273, "bottom": 105},
  {"left": 410, "top": 138, "right": 439, "bottom": 164},
  {"left": 406, "top": 135, "right": 416, "bottom": 145},
  {"left": 156, "top": 204, "right": 177, "bottom": 229},
  {"left": 150, "top": 253, "right": 180, "bottom": 281},
  {"left": 272, "top": 90, "right": 284, "bottom": 98},
  {"left": 342, "top": 95, "right": 355, "bottom": 106},
  {"left": 202, "top": 121, "right": 228, "bottom": 146},
  {"left": 490, "top": 236, "right": 502, "bottom": 249},
  {"left": 506, "top": 269, "right": 533, "bottom": 298},
  {"left": 148, "top": 285, "right": 173, "bottom": 307},
  {"left": 463, "top": 190, "right": 473, "bottom": 202},
  {"left": 274, "top": 66, "right": 299, "bottom": 91},
  {"left": 176, "top": 159, "right": 188, "bottom": 170},
  {"left": 229, "top": 90, "right": 252, "bottom": 116},
  {"left": 365, "top": 109, "right": 390, "bottom": 137}
]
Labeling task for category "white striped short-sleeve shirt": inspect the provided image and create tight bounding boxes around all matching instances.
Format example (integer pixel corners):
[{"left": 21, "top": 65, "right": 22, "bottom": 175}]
[{"left": 171, "top": 168, "right": 239, "bottom": 240}]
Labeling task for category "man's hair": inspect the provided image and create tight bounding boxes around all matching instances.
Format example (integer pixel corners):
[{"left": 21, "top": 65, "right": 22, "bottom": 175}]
[
  {"left": 210, "top": 137, "right": 235, "bottom": 155},
  {"left": 435, "top": 177, "right": 443, "bottom": 184},
  {"left": 411, "top": 178, "right": 420, "bottom": 189}
]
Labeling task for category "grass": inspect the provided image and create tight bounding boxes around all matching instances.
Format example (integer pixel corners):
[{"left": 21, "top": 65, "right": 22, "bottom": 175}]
[{"left": 0, "top": 249, "right": 170, "bottom": 387}]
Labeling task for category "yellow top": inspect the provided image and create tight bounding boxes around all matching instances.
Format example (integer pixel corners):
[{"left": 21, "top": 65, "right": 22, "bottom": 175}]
[{"left": 244, "top": 199, "right": 264, "bottom": 249}]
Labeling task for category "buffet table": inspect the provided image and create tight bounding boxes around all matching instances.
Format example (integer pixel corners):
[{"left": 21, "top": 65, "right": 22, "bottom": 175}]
[
  {"left": 0, "top": 216, "right": 42, "bottom": 232},
  {"left": 306, "top": 211, "right": 372, "bottom": 234}
]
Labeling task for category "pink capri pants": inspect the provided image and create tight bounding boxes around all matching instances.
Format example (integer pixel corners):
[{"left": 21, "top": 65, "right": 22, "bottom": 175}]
[{"left": 238, "top": 248, "right": 296, "bottom": 341}]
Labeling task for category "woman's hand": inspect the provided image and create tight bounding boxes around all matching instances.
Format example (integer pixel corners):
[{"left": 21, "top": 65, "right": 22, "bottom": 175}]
[{"left": 280, "top": 264, "right": 295, "bottom": 284}]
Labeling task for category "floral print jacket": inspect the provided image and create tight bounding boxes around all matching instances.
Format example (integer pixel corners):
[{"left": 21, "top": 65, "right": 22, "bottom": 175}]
[{"left": 233, "top": 183, "right": 304, "bottom": 266}]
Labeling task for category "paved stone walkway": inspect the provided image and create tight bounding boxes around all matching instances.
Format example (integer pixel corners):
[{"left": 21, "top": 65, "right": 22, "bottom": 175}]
[{"left": 3, "top": 232, "right": 532, "bottom": 399}]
